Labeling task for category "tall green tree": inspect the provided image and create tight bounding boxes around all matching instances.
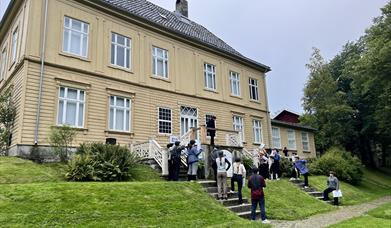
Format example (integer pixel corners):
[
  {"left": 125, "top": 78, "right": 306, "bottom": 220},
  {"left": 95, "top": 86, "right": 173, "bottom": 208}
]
[
  {"left": 301, "top": 1, "right": 391, "bottom": 167},
  {"left": 302, "top": 48, "right": 355, "bottom": 153}
]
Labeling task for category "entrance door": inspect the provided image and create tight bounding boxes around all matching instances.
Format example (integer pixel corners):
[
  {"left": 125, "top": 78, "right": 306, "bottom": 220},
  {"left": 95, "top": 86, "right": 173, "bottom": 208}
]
[{"left": 180, "top": 106, "right": 198, "bottom": 137}]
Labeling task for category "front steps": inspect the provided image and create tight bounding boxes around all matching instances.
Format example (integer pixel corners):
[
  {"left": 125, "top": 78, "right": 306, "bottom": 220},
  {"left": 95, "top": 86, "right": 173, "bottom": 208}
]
[
  {"left": 290, "top": 179, "right": 334, "bottom": 204},
  {"left": 198, "top": 180, "right": 260, "bottom": 219}
]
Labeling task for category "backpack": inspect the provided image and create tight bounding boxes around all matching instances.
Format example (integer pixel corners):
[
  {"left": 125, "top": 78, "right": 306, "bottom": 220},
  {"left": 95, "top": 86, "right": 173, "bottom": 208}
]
[
  {"left": 274, "top": 153, "right": 280, "bottom": 161},
  {"left": 250, "top": 175, "right": 264, "bottom": 199}
]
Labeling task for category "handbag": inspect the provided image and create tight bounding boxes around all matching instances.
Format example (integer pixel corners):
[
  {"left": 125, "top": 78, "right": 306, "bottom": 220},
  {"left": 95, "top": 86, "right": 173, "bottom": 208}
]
[{"left": 332, "top": 189, "right": 342, "bottom": 198}]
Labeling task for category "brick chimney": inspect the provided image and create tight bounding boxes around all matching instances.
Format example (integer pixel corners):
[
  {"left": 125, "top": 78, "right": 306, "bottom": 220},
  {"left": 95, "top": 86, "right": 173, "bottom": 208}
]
[{"left": 175, "top": 0, "right": 188, "bottom": 17}]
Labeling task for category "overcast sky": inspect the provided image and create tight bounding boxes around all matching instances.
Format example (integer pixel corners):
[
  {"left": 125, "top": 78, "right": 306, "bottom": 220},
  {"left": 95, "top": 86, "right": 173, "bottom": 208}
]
[{"left": 1, "top": 0, "right": 388, "bottom": 115}]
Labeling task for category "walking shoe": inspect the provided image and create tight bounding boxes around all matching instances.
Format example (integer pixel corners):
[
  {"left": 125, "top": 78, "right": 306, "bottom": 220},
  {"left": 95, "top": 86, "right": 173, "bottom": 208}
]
[
  {"left": 229, "top": 190, "right": 235, "bottom": 193},
  {"left": 304, "top": 186, "right": 309, "bottom": 189},
  {"left": 289, "top": 178, "right": 295, "bottom": 181},
  {"left": 262, "top": 219, "right": 271, "bottom": 224},
  {"left": 276, "top": 178, "right": 280, "bottom": 180}
]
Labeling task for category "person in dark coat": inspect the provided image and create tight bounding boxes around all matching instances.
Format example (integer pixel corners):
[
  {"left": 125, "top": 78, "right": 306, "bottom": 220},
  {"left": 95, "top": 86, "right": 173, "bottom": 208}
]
[
  {"left": 206, "top": 116, "right": 216, "bottom": 145},
  {"left": 210, "top": 148, "right": 219, "bottom": 185},
  {"left": 166, "top": 143, "right": 174, "bottom": 181},
  {"left": 170, "top": 141, "right": 184, "bottom": 181},
  {"left": 247, "top": 167, "right": 270, "bottom": 224}
]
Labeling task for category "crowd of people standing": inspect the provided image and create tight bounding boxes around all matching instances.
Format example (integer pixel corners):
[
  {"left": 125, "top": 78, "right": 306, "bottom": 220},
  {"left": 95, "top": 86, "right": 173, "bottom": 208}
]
[{"left": 166, "top": 140, "right": 340, "bottom": 223}]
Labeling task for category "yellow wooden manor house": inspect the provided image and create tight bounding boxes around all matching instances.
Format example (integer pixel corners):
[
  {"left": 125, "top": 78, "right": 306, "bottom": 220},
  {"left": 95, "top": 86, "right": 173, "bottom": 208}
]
[{"left": 0, "top": 0, "right": 315, "bottom": 173}]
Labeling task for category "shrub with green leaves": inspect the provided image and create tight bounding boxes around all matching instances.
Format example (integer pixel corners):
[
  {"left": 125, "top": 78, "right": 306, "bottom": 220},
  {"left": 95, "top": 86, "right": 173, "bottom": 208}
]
[
  {"left": 309, "top": 147, "right": 363, "bottom": 185},
  {"left": 279, "top": 157, "right": 293, "bottom": 177},
  {"left": 66, "top": 143, "right": 140, "bottom": 181}
]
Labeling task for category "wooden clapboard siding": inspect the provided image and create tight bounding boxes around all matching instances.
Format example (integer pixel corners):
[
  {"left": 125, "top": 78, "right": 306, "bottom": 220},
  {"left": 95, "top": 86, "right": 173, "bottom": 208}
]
[
  {"left": 272, "top": 125, "right": 316, "bottom": 158},
  {"left": 0, "top": 0, "right": 274, "bottom": 154},
  {"left": 20, "top": 61, "right": 270, "bottom": 152}
]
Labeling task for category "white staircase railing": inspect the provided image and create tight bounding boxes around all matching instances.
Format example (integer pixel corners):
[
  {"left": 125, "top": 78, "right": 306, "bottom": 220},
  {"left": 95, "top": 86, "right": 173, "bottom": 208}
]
[
  {"left": 242, "top": 147, "right": 258, "bottom": 166},
  {"left": 132, "top": 139, "right": 167, "bottom": 175},
  {"left": 225, "top": 132, "right": 243, "bottom": 147}
]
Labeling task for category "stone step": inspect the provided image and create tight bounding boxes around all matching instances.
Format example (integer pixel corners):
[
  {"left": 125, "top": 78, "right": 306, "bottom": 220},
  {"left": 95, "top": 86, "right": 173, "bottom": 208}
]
[
  {"left": 205, "top": 186, "right": 230, "bottom": 193},
  {"left": 210, "top": 191, "right": 239, "bottom": 199},
  {"left": 308, "top": 191, "right": 323, "bottom": 197},
  {"left": 220, "top": 197, "right": 248, "bottom": 206},
  {"left": 237, "top": 210, "right": 261, "bottom": 219},
  {"left": 303, "top": 187, "right": 317, "bottom": 192},
  {"left": 226, "top": 203, "right": 252, "bottom": 213},
  {"left": 289, "top": 179, "right": 303, "bottom": 184},
  {"left": 198, "top": 180, "right": 216, "bottom": 188}
]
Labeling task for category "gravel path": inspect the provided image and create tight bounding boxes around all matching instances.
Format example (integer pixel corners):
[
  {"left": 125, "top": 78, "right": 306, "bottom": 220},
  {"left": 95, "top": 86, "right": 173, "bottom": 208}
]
[{"left": 271, "top": 196, "right": 391, "bottom": 228}]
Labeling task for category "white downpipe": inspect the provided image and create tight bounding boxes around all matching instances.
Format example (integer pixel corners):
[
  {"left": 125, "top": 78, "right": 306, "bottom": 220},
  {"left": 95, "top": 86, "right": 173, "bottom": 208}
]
[
  {"left": 161, "top": 149, "right": 168, "bottom": 176},
  {"left": 34, "top": 0, "right": 48, "bottom": 145}
]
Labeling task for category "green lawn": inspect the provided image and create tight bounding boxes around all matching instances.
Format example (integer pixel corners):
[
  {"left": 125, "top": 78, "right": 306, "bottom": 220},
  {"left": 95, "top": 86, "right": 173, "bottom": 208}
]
[
  {"left": 328, "top": 202, "right": 391, "bottom": 228},
  {"left": 241, "top": 179, "right": 334, "bottom": 220},
  {"left": 309, "top": 169, "right": 391, "bottom": 205},
  {"left": 0, "top": 157, "right": 267, "bottom": 227},
  {"left": 0, "top": 182, "right": 267, "bottom": 227},
  {"left": 0, "top": 157, "right": 66, "bottom": 184}
]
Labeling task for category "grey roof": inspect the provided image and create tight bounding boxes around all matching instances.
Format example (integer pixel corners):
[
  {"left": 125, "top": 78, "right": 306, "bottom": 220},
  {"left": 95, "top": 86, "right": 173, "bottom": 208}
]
[
  {"left": 97, "top": 0, "right": 270, "bottom": 72},
  {"left": 271, "top": 119, "right": 317, "bottom": 132}
]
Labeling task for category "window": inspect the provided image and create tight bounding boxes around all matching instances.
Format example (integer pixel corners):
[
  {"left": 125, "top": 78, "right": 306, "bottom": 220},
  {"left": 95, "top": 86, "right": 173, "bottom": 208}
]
[
  {"left": 233, "top": 115, "right": 244, "bottom": 141},
  {"left": 249, "top": 78, "right": 259, "bottom": 101},
  {"left": 230, "top": 71, "right": 240, "bottom": 96},
  {"left": 109, "top": 96, "right": 131, "bottom": 132},
  {"left": 272, "top": 127, "right": 281, "bottom": 148},
  {"left": 252, "top": 119, "right": 262, "bottom": 144},
  {"left": 63, "top": 17, "right": 89, "bottom": 57},
  {"left": 204, "top": 63, "right": 216, "bottom": 90},
  {"left": 152, "top": 46, "right": 168, "bottom": 78},
  {"left": 111, "top": 33, "right": 131, "bottom": 69},
  {"left": 57, "top": 87, "right": 85, "bottom": 127},
  {"left": 158, "top": 108, "right": 172, "bottom": 134},
  {"left": 287, "top": 129, "right": 296, "bottom": 150},
  {"left": 302, "top": 132, "right": 310, "bottom": 151},
  {"left": 0, "top": 49, "right": 7, "bottom": 80},
  {"left": 11, "top": 29, "right": 18, "bottom": 62}
]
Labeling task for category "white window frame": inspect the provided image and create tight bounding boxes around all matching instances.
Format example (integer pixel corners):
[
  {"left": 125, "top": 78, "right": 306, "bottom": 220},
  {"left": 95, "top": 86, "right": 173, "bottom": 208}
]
[
  {"left": 204, "top": 63, "right": 216, "bottom": 90},
  {"left": 230, "top": 71, "right": 240, "bottom": 96},
  {"left": 152, "top": 46, "right": 169, "bottom": 78},
  {"left": 252, "top": 119, "right": 263, "bottom": 144},
  {"left": 158, "top": 107, "right": 172, "bottom": 134},
  {"left": 63, "top": 16, "right": 89, "bottom": 58},
  {"left": 287, "top": 129, "right": 297, "bottom": 150},
  {"left": 11, "top": 28, "right": 18, "bottom": 63},
  {"left": 301, "top": 132, "right": 310, "bottom": 151},
  {"left": 111, "top": 32, "right": 131, "bottom": 69},
  {"left": 109, "top": 95, "right": 131, "bottom": 132},
  {"left": 249, "top": 78, "right": 259, "bottom": 101},
  {"left": 272, "top": 127, "right": 281, "bottom": 149},
  {"left": 233, "top": 115, "right": 245, "bottom": 142},
  {"left": 57, "top": 87, "right": 85, "bottom": 128},
  {"left": 0, "top": 48, "right": 7, "bottom": 81}
]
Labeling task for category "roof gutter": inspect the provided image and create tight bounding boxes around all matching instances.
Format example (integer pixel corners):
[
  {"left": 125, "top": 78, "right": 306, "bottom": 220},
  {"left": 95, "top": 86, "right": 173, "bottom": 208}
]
[
  {"left": 34, "top": 0, "right": 49, "bottom": 145},
  {"left": 82, "top": 0, "right": 271, "bottom": 73}
]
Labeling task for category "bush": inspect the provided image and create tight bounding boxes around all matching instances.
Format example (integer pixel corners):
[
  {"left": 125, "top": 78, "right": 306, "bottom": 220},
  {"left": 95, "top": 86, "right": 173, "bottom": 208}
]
[
  {"left": 66, "top": 143, "right": 140, "bottom": 181},
  {"left": 279, "top": 157, "right": 293, "bottom": 177},
  {"left": 309, "top": 147, "right": 363, "bottom": 185},
  {"left": 49, "top": 126, "right": 77, "bottom": 163},
  {"left": 241, "top": 155, "right": 253, "bottom": 176}
]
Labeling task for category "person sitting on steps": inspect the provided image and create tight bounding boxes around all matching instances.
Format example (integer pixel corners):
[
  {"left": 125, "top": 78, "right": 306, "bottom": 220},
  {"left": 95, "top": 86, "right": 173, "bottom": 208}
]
[{"left": 323, "top": 171, "right": 340, "bottom": 205}]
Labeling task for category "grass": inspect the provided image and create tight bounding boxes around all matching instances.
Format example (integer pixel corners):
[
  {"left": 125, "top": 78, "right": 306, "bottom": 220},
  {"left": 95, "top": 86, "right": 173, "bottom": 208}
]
[
  {"left": 309, "top": 169, "right": 391, "bottom": 205},
  {"left": 241, "top": 179, "right": 334, "bottom": 220},
  {"left": 0, "top": 157, "right": 268, "bottom": 227},
  {"left": 328, "top": 202, "right": 391, "bottom": 228},
  {"left": 0, "top": 182, "right": 268, "bottom": 227},
  {"left": 0, "top": 157, "right": 67, "bottom": 184}
]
